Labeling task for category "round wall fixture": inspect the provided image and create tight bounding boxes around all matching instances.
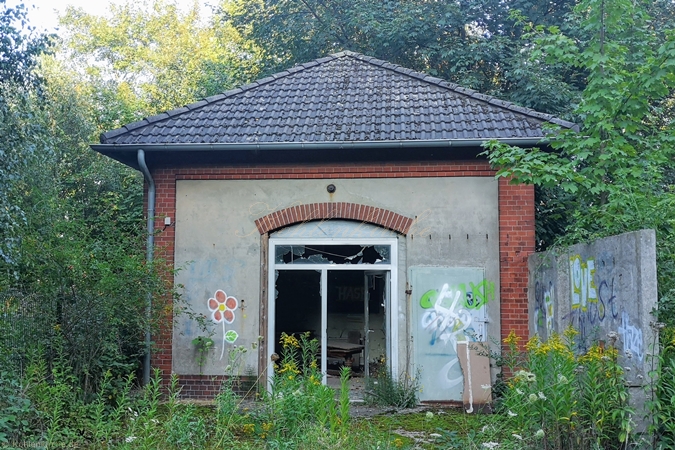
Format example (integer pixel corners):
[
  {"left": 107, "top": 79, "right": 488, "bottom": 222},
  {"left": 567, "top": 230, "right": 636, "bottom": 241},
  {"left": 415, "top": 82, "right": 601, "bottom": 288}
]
[{"left": 326, "top": 184, "right": 336, "bottom": 193}]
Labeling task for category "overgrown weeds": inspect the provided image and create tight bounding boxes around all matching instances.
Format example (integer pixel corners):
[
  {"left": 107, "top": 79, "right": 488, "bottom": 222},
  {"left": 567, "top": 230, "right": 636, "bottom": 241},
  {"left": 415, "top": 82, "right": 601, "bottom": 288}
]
[
  {"left": 492, "top": 327, "right": 634, "bottom": 449},
  {"left": 647, "top": 326, "right": 675, "bottom": 449},
  {"left": 365, "top": 361, "right": 419, "bottom": 408},
  {"left": 4, "top": 327, "right": 675, "bottom": 449},
  {"left": 0, "top": 332, "right": 411, "bottom": 448}
]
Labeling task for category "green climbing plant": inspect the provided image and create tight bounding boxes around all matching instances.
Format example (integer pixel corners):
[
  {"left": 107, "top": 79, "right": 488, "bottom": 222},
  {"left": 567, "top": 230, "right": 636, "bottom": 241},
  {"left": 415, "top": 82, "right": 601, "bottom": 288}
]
[{"left": 192, "top": 335, "right": 214, "bottom": 375}]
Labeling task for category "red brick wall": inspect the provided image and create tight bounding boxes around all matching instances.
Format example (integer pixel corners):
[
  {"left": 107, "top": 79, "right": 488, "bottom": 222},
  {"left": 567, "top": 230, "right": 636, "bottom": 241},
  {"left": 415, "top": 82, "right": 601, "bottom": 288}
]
[
  {"left": 147, "top": 160, "right": 534, "bottom": 398},
  {"left": 175, "top": 375, "right": 257, "bottom": 398},
  {"left": 498, "top": 177, "right": 536, "bottom": 346},
  {"left": 148, "top": 171, "right": 177, "bottom": 384}
]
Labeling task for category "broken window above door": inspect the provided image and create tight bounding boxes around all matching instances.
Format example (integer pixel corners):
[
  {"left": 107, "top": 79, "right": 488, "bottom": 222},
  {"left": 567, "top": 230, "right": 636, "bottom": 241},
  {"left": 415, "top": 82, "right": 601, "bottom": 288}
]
[{"left": 275, "top": 244, "right": 391, "bottom": 265}]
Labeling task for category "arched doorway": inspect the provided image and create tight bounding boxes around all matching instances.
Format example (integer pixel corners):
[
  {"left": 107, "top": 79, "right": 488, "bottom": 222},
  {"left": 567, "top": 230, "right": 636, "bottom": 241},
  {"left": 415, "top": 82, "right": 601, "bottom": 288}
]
[{"left": 266, "top": 220, "right": 400, "bottom": 394}]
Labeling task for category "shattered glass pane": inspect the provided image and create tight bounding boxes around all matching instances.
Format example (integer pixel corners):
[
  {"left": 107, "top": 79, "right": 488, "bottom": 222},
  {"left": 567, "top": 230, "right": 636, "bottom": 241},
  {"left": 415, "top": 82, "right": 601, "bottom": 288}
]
[
  {"left": 307, "top": 253, "right": 331, "bottom": 264},
  {"left": 274, "top": 270, "right": 279, "bottom": 298},
  {"left": 275, "top": 246, "right": 292, "bottom": 263},
  {"left": 274, "top": 244, "right": 391, "bottom": 264},
  {"left": 374, "top": 245, "right": 391, "bottom": 264}
]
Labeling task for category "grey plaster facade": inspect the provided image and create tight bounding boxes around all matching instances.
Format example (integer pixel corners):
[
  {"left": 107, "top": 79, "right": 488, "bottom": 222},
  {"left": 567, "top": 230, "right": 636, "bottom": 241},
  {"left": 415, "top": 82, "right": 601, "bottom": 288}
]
[{"left": 173, "top": 176, "right": 500, "bottom": 401}]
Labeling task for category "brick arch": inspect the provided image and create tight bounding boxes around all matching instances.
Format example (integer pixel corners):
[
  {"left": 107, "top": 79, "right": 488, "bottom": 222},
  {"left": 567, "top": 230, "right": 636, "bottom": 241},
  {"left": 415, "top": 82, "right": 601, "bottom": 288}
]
[{"left": 254, "top": 202, "right": 414, "bottom": 235}]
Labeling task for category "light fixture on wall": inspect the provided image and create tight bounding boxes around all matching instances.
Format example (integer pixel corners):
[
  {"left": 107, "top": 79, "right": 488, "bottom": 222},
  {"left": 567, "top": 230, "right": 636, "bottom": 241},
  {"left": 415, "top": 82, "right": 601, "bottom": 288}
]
[
  {"left": 162, "top": 216, "right": 173, "bottom": 231},
  {"left": 326, "top": 184, "right": 336, "bottom": 193}
]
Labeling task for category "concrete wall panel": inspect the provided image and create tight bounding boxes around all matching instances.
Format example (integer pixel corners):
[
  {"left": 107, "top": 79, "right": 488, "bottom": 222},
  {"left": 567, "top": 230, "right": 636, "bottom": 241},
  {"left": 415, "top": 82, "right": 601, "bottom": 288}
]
[{"left": 528, "top": 230, "right": 658, "bottom": 428}]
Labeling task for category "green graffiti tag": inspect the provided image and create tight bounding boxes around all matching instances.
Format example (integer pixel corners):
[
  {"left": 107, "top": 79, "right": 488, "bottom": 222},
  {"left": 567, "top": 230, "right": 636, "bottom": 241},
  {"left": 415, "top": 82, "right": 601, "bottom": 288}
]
[
  {"left": 569, "top": 255, "right": 597, "bottom": 311},
  {"left": 467, "top": 280, "right": 495, "bottom": 310},
  {"left": 420, "top": 284, "right": 467, "bottom": 309},
  {"left": 419, "top": 281, "right": 494, "bottom": 310},
  {"left": 420, "top": 289, "right": 437, "bottom": 309}
]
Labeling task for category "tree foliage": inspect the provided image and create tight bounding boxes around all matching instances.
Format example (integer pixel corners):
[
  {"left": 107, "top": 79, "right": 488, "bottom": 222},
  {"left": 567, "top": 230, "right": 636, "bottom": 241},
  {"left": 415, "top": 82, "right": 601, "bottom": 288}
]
[
  {"left": 223, "top": 0, "right": 582, "bottom": 115},
  {"left": 0, "top": 1, "right": 174, "bottom": 394},
  {"left": 0, "top": 0, "right": 52, "bottom": 86},
  {"left": 483, "top": 0, "right": 675, "bottom": 322},
  {"left": 0, "top": 0, "right": 54, "bottom": 265},
  {"left": 59, "top": 0, "right": 260, "bottom": 119}
]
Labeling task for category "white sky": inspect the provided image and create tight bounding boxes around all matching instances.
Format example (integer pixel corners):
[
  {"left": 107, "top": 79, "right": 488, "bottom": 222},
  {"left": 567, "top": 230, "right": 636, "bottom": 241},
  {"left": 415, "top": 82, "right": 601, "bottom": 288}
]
[{"left": 8, "top": 0, "right": 215, "bottom": 34}]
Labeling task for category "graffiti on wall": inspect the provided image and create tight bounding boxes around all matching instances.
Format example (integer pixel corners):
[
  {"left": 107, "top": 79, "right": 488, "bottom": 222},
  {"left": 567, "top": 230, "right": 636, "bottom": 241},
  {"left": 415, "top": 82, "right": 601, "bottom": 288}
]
[
  {"left": 570, "top": 255, "right": 597, "bottom": 311},
  {"left": 619, "top": 310, "right": 644, "bottom": 362},
  {"left": 207, "top": 290, "right": 239, "bottom": 359},
  {"left": 533, "top": 280, "right": 555, "bottom": 338},
  {"left": 418, "top": 279, "right": 493, "bottom": 390},
  {"left": 529, "top": 229, "right": 658, "bottom": 427},
  {"left": 563, "top": 255, "right": 628, "bottom": 353},
  {"left": 420, "top": 280, "right": 493, "bottom": 347},
  {"left": 537, "top": 254, "right": 644, "bottom": 363}
]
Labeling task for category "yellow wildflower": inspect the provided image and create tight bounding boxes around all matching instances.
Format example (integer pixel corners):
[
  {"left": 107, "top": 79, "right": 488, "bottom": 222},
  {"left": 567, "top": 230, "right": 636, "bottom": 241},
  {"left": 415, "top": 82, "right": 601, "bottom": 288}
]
[
  {"left": 280, "top": 332, "right": 300, "bottom": 348},
  {"left": 525, "top": 335, "right": 541, "bottom": 352},
  {"left": 546, "top": 333, "right": 574, "bottom": 359},
  {"left": 579, "top": 344, "right": 618, "bottom": 363},
  {"left": 277, "top": 361, "right": 300, "bottom": 375},
  {"left": 563, "top": 325, "right": 579, "bottom": 340},
  {"left": 504, "top": 330, "right": 521, "bottom": 346},
  {"left": 533, "top": 341, "right": 549, "bottom": 356}
]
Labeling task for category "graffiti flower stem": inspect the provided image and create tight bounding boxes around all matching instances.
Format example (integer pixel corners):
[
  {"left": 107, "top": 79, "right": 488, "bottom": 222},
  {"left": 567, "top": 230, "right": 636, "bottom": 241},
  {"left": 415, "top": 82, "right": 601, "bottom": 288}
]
[{"left": 221, "top": 320, "right": 226, "bottom": 360}]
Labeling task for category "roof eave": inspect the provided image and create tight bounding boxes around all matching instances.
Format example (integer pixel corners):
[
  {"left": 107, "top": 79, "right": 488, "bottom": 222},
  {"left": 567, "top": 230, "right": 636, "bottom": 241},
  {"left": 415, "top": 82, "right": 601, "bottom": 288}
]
[
  {"left": 92, "top": 137, "right": 546, "bottom": 153},
  {"left": 91, "top": 137, "right": 549, "bottom": 171}
]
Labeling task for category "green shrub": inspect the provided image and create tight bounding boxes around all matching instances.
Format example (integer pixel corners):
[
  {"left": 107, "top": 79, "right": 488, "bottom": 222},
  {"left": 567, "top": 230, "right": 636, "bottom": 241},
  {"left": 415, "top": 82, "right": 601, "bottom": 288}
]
[
  {"left": 365, "top": 367, "right": 419, "bottom": 408},
  {"left": 647, "top": 329, "right": 675, "bottom": 449},
  {"left": 165, "top": 403, "right": 207, "bottom": 449},
  {"left": 0, "top": 370, "right": 32, "bottom": 445}
]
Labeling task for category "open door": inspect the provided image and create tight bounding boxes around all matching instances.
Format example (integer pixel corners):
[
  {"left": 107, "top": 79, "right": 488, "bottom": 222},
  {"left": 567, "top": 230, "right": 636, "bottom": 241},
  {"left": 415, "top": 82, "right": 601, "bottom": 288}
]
[
  {"left": 363, "top": 271, "right": 389, "bottom": 379},
  {"left": 363, "top": 272, "right": 370, "bottom": 379},
  {"left": 272, "top": 269, "right": 322, "bottom": 358},
  {"left": 326, "top": 270, "right": 366, "bottom": 376},
  {"left": 267, "top": 231, "right": 398, "bottom": 392}
]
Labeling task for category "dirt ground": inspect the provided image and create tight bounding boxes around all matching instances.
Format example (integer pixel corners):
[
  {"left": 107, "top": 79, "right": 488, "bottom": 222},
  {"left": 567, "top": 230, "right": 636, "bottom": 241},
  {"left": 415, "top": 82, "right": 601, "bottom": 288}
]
[
  {"left": 349, "top": 402, "right": 436, "bottom": 418},
  {"left": 179, "top": 395, "right": 445, "bottom": 418}
]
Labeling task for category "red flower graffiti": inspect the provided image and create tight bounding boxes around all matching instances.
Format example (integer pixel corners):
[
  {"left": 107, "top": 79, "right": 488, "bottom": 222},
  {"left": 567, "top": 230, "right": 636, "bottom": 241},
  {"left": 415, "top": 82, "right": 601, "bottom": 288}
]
[
  {"left": 207, "top": 290, "right": 239, "bottom": 360},
  {"left": 208, "top": 290, "right": 238, "bottom": 324}
]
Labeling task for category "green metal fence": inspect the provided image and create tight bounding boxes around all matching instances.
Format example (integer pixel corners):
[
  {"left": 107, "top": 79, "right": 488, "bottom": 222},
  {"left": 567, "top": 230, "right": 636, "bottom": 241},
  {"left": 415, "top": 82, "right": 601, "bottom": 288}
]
[{"left": 0, "top": 289, "right": 55, "bottom": 374}]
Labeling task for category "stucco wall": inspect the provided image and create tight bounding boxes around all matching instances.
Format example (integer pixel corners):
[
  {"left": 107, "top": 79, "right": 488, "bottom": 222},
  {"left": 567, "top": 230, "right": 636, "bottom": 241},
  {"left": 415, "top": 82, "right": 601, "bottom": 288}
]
[{"left": 173, "top": 176, "right": 500, "bottom": 381}]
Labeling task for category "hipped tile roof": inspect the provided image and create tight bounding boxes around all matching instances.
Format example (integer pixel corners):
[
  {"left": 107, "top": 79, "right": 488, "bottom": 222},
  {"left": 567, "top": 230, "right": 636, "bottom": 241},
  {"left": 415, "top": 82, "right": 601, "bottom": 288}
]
[{"left": 100, "top": 51, "right": 576, "bottom": 146}]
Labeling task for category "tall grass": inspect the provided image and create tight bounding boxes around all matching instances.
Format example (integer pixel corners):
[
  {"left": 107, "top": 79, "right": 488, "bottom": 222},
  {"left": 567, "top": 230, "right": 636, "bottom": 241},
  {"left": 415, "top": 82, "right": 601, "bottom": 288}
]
[{"left": 0, "top": 332, "right": 406, "bottom": 448}]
